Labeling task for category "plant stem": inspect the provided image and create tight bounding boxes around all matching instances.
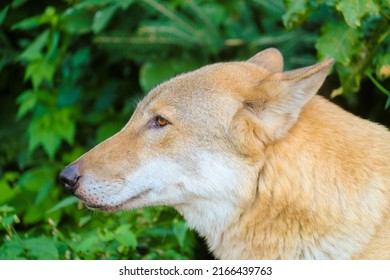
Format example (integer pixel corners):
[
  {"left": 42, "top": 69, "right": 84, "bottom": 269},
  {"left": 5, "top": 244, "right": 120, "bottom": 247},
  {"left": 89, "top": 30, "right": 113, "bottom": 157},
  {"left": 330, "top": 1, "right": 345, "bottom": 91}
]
[{"left": 367, "top": 73, "right": 390, "bottom": 97}]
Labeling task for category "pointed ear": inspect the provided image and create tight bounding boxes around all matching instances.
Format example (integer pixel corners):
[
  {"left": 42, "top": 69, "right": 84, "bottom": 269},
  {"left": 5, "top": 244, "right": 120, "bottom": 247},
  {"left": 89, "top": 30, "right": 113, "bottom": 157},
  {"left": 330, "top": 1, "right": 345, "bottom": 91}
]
[
  {"left": 259, "top": 58, "right": 334, "bottom": 141},
  {"left": 247, "top": 48, "right": 284, "bottom": 73},
  {"left": 230, "top": 59, "right": 333, "bottom": 157}
]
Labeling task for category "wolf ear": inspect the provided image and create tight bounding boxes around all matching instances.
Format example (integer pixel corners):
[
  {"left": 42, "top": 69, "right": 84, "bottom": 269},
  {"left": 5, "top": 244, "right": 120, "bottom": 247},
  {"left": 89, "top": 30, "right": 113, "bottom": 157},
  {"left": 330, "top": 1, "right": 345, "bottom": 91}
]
[
  {"left": 231, "top": 58, "right": 333, "bottom": 158},
  {"left": 247, "top": 48, "right": 284, "bottom": 73},
  {"left": 259, "top": 58, "right": 334, "bottom": 141}
]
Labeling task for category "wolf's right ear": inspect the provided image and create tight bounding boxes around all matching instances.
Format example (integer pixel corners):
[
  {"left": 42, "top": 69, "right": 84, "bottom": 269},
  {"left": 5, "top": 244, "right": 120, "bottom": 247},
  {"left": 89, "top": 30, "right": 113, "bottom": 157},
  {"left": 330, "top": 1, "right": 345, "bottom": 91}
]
[{"left": 247, "top": 48, "right": 284, "bottom": 73}]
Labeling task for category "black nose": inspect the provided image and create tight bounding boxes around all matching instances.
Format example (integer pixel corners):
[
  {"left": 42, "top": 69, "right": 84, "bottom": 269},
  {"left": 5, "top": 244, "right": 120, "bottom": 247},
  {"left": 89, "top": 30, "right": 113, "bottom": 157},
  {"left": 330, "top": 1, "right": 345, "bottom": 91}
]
[{"left": 59, "top": 163, "right": 81, "bottom": 193}]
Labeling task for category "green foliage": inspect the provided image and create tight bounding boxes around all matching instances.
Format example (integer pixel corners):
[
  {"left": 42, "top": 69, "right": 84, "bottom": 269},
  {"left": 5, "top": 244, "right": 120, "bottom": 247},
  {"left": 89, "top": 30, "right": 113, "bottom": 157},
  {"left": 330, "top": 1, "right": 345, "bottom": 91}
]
[
  {"left": 0, "top": 0, "right": 389, "bottom": 259},
  {"left": 283, "top": 0, "right": 390, "bottom": 103}
]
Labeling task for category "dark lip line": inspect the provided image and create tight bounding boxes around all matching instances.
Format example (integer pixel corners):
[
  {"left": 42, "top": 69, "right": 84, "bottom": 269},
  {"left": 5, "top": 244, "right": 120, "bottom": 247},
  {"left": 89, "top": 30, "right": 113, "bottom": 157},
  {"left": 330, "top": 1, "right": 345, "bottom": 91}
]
[{"left": 84, "top": 188, "right": 152, "bottom": 211}]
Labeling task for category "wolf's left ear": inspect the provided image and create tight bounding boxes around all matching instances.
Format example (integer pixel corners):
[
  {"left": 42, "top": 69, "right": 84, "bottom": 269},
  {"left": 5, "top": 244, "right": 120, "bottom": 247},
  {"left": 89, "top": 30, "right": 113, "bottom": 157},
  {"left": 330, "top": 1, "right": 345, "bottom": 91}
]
[
  {"left": 247, "top": 48, "right": 284, "bottom": 72},
  {"left": 258, "top": 58, "right": 334, "bottom": 141},
  {"left": 230, "top": 58, "right": 333, "bottom": 159}
]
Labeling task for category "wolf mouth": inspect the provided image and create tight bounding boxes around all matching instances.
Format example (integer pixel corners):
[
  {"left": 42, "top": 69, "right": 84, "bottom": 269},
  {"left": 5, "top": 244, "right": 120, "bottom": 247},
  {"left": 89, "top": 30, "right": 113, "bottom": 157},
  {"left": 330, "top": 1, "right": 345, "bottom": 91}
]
[{"left": 83, "top": 188, "right": 152, "bottom": 211}]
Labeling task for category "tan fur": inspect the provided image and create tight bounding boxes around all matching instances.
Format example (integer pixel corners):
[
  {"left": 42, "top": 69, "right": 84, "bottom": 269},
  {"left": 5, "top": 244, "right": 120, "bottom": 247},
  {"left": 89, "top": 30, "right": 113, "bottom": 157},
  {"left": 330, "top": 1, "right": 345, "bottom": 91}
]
[{"left": 61, "top": 48, "right": 390, "bottom": 259}]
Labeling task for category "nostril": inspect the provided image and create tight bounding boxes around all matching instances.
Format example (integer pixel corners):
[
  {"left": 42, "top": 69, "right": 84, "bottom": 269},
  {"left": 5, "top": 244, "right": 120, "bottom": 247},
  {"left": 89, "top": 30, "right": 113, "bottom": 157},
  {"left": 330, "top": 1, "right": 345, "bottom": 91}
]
[
  {"left": 60, "top": 174, "right": 80, "bottom": 187},
  {"left": 59, "top": 163, "right": 81, "bottom": 193}
]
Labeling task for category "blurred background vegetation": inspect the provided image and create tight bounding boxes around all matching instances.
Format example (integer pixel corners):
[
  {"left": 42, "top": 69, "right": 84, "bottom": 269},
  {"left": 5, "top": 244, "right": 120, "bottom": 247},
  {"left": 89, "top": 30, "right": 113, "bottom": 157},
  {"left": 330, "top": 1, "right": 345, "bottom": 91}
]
[{"left": 0, "top": 0, "right": 389, "bottom": 259}]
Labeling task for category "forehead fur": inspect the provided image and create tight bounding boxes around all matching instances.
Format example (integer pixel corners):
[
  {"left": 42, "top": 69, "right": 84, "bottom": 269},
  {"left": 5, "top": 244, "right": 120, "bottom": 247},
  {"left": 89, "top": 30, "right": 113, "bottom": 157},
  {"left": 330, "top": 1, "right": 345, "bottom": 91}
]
[{"left": 140, "top": 61, "right": 272, "bottom": 110}]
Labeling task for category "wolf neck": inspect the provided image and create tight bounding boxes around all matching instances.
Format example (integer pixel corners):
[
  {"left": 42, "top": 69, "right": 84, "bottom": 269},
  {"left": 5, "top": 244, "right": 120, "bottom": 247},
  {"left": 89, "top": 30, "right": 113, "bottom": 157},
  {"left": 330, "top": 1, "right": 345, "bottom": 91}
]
[
  {"left": 176, "top": 199, "right": 243, "bottom": 251},
  {"left": 192, "top": 97, "right": 387, "bottom": 259},
  {"left": 173, "top": 151, "right": 260, "bottom": 254}
]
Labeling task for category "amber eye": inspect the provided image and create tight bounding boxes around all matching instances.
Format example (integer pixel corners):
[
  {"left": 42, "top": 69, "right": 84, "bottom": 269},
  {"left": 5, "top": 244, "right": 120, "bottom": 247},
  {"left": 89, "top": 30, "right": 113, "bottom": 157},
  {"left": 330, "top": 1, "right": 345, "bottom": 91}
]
[{"left": 155, "top": 116, "right": 170, "bottom": 127}]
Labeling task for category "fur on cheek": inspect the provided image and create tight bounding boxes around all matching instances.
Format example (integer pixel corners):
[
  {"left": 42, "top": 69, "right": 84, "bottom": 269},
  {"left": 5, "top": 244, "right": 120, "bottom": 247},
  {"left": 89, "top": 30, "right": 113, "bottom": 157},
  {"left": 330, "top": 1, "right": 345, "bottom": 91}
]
[{"left": 230, "top": 108, "right": 266, "bottom": 161}]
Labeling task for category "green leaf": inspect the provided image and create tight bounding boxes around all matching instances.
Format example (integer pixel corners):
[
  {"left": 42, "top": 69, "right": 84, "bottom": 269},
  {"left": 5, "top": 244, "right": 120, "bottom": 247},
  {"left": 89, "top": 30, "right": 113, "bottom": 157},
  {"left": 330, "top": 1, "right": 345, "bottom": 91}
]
[
  {"left": 316, "top": 20, "right": 367, "bottom": 96},
  {"left": 0, "top": 5, "right": 9, "bottom": 26},
  {"left": 53, "top": 109, "right": 76, "bottom": 145},
  {"left": 18, "top": 30, "right": 49, "bottom": 61},
  {"left": 92, "top": 5, "right": 118, "bottom": 33},
  {"left": 23, "top": 207, "right": 45, "bottom": 225},
  {"left": 35, "top": 179, "right": 53, "bottom": 205},
  {"left": 42, "top": 132, "right": 61, "bottom": 159},
  {"left": 41, "top": 6, "right": 59, "bottom": 27},
  {"left": 282, "top": 0, "right": 308, "bottom": 29},
  {"left": 16, "top": 90, "right": 37, "bottom": 120},
  {"left": 0, "top": 238, "right": 25, "bottom": 260},
  {"left": 172, "top": 221, "right": 187, "bottom": 248},
  {"left": 74, "top": 232, "right": 101, "bottom": 252},
  {"left": 336, "top": 63, "right": 363, "bottom": 95},
  {"left": 47, "top": 31, "right": 60, "bottom": 60},
  {"left": 18, "top": 167, "right": 48, "bottom": 192},
  {"left": 58, "top": 86, "right": 81, "bottom": 107},
  {"left": 47, "top": 196, "right": 77, "bottom": 214},
  {"left": 1, "top": 215, "right": 15, "bottom": 227},
  {"left": 189, "top": 2, "right": 225, "bottom": 30},
  {"left": 98, "top": 228, "right": 115, "bottom": 242},
  {"left": 0, "top": 205, "right": 16, "bottom": 214},
  {"left": 24, "top": 237, "right": 59, "bottom": 259},
  {"left": 78, "top": 215, "right": 92, "bottom": 227},
  {"left": 115, "top": 225, "right": 138, "bottom": 249},
  {"left": 11, "top": 0, "right": 28, "bottom": 9},
  {"left": 11, "top": 15, "right": 42, "bottom": 30},
  {"left": 27, "top": 108, "right": 75, "bottom": 159},
  {"left": 336, "top": 0, "right": 379, "bottom": 27},
  {"left": 24, "top": 59, "right": 56, "bottom": 89},
  {"left": 28, "top": 117, "right": 62, "bottom": 159},
  {"left": 0, "top": 172, "right": 20, "bottom": 205},
  {"left": 72, "top": 47, "right": 91, "bottom": 67},
  {"left": 18, "top": 167, "right": 55, "bottom": 205},
  {"left": 11, "top": 6, "right": 58, "bottom": 30},
  {"left": 315, "top": 21, "right": 363, "bottom": 66},
  {"left": 60, "top": 6, "right": 94, "bottom": 34}
]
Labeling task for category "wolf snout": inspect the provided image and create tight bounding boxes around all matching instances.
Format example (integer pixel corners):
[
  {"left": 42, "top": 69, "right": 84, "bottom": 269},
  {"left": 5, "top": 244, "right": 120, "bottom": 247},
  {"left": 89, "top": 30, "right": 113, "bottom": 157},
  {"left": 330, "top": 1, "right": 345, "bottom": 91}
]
[{"left": 59, "top": 163, "right": 81, "bottom": 193}]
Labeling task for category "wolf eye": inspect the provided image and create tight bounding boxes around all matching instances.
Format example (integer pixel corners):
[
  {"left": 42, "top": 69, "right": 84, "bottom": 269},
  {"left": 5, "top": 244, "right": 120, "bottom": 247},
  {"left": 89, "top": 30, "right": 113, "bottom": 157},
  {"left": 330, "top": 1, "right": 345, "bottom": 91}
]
[
  {"left": 155, "top": 115, "right": 171, "bottom": 127},
  {"left": 147, "top": 115, "right": 172, "bottom": 129}
]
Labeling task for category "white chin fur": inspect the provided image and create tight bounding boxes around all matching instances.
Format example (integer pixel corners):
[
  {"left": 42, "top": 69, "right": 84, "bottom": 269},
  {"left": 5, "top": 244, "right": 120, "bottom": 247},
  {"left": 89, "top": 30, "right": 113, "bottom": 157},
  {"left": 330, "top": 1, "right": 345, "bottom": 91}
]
[{"left": 80, "top": 150, "right": 256, "bottom": 250}]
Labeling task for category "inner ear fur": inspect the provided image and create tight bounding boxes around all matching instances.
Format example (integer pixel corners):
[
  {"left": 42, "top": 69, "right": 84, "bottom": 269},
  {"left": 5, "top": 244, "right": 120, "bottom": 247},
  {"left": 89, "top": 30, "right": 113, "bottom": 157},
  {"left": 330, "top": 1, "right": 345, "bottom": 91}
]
[{"left": 230, "top": 58, "right": 333, "bottom": 157}]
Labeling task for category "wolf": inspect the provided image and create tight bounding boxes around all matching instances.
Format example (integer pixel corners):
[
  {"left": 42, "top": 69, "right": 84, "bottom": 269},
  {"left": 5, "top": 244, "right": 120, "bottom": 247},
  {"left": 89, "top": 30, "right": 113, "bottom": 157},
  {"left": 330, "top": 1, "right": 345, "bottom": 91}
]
[{"left": 59, "top": 48, "right": 390, "bottom": 259}]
